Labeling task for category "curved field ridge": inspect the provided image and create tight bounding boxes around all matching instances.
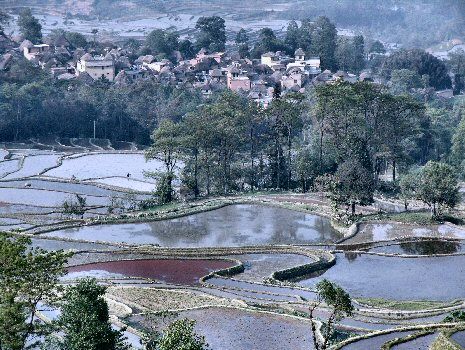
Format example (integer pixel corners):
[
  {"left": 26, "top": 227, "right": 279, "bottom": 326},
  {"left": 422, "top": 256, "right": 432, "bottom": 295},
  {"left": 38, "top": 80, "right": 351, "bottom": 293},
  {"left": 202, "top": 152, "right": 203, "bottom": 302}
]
[
  {"left": 44, "top": 153, "right": 165, "bottom": 182},
  {"left": 390, "top": 331, "right": 438, "bottom": 349},
  {"left": 3, "top": 154, "right": 61, "bottom": 180}
]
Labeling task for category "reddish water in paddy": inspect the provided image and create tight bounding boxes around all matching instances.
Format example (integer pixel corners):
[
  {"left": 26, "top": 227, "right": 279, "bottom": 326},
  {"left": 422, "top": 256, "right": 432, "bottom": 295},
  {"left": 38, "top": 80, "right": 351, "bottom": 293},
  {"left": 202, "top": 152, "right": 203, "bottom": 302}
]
[{"left": 68, "top": 258, "right": 235, "bottom": 285}]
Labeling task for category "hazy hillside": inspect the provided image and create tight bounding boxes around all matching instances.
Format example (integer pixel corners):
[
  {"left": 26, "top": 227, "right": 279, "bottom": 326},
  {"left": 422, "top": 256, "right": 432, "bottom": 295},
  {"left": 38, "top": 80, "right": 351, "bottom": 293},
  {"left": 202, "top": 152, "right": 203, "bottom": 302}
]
[{"left": 1, "top": 0, "right": 464, "bottom": 47}]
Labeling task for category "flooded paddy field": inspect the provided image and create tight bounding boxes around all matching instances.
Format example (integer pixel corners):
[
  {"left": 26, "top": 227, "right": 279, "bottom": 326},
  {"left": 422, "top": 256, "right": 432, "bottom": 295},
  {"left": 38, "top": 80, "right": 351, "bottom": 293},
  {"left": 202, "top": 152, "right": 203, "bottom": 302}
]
[
  {"left": 0, "top": 203, "right": 57, "bottom": 215},
  {"left": 0, "top": 187, "right": 108, "bottom": 207},
  {"left": 44, "top": 204, "right": 341, "bottom": 246},
  {"left": 0, "top": 179, "right": 139, "bottom": 197},
  {"left": 30, "top": 237, "right": 118, "bottom": 251},
  {"left": 391, "top": 332, "right": 438, "bottom": 349},
  {"left": 0, "top": 158, "right": 21, "bottom": 178},
  {"left": 130, "top": 306, "right": 315, "bottom": 350},
  {"left": 4, "top": 145, "right": 465, "bottom": 349},
  {"left": 44, "top": 153, "right": 164, "bottom": 183},
  {"left": 87, "top": 177, "right": 156, "bottom": 192},
  {"left": 367, "top": 239, "right": 465, "bottom": 255},
  {"left": 341, "top": 331, "right": 413, "bottom": 350},
  {"left": 344, "top": 222, "right": 465, "bottom": 244},
  {"left": 451, "top": 330, "right": 465, "bottom": 347},
  {"left": 3, "top": 154, "right": 62, "bottom": 179},
  {"left": 67, "top": 258, "right": 236, "bottom": 285},
  {"left": 300, "top": 252, "right": 465, "bottom": 300},
  {"left": 206, "top": 276, "right": 315, "bottom": 301},
  {"left": 0, "top": 147, "right": 160, "bottom": 232}
]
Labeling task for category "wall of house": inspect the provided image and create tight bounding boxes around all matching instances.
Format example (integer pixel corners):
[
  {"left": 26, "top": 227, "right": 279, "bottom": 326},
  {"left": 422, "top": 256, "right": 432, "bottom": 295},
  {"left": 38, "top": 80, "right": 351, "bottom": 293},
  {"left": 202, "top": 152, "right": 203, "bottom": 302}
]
[{"left": 77, "top": 60, "right": 115, "bottom": 81}]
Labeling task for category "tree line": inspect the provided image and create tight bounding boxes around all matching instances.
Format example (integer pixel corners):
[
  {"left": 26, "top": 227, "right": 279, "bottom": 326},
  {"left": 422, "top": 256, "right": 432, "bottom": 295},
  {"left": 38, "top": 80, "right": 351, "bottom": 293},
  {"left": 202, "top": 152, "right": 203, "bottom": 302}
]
[
  {"left": 0, "top": 60, "right": 202, "bottom": 143},
  {"left": 146, "top": 81, "right": 465, "bottom": 220}
]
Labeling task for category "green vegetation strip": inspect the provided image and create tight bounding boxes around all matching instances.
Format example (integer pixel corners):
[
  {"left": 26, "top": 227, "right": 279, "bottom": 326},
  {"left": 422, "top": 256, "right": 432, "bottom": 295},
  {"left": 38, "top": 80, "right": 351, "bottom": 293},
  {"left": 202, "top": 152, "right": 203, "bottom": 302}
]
[
  {"left": 356, "top": 298, "right": 462, "bottom": 311},
  {"left": 359, "top": 211, "right": 464, "bottom": 226},
  {"left": 430, "top": 333, "right": 461, "bottom": 350},
  {"left": 332, "top": 323, "right": 465, "bottom": 350}
]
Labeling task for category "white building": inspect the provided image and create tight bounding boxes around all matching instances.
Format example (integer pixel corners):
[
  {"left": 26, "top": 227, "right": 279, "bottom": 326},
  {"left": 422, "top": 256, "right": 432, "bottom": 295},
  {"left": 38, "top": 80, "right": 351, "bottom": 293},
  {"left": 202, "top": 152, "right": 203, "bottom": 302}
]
[
  {"left": 143, "top": 59, "right": 171, "bottom": 72},
  {"left": 286, "top": 48, "right": 321, "bottom": 76},
  {"left": 261, "top": 51, "right": 292, "bottom": 71},
  {"left": 22, "top": 41, "right": 50, "bottom": 61},
  {"left": 76, "top": 53, "right": 115, "bottom": 81}
]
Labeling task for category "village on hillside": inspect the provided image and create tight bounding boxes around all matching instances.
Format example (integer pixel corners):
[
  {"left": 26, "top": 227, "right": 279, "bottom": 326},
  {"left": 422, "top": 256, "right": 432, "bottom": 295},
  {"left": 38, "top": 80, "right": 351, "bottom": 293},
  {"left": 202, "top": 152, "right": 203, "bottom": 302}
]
[{"left": 2, "top": 17, "right": 461, "bottom": 110}]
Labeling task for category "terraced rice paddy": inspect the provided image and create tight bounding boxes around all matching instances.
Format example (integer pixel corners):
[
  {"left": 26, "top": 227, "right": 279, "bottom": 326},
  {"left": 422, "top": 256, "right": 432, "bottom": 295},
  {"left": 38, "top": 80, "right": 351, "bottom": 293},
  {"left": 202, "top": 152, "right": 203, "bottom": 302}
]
[
  {"left": 451, "top": 330, "right": 465, "bottom": 347},
  {"left": 341, "top": 331, "right": 413, "bottom": 350},
  {"left": 44, "top": 153, "right": 164, "bottom": 183},
  {"left": 0, "top": 158, "right": 21, "bottom": 178},
  {"left": 391, "top": 332, "right": 438, "bottom": 349},
  {"left": 299, "top": 252, "right": 465, "bottom": 300},
  {"left": 44, "top": 204, "right": 340, "bottom": 246},
  {"left": 345, "top": 222, "right": 465, "bottom": 244},
  {"left": 3, "top": 154, "right": 61, "bottom": 179},
  {"left": 130, "top": 307, "right": 315, "bottom": 350},
  {"left": 67, "top": 258, "right": 236, "bottom": 285},
  {"left": 3, "top": 143, "right": 465, "bottom": 349},
  {"left": 367, "top": 240, "right": 465, "bottom": 255}
]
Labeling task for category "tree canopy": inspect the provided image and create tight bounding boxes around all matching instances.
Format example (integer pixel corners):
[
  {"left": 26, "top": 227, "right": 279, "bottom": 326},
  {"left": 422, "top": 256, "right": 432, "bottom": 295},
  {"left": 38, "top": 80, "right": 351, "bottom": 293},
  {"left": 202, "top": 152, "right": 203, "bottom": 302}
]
[
  {"left": 56, "top": 278, "right": 130, "bottom": 350},
  {"left": 309, "top": 279, "right": 353, "bottom": 350},
  {"left": 17, "top": 8, "right": 42, "bottom": 43},
  {"left": 382, "top": 49, "right": 452, "bottom": 90},
  {"left": 0, "top": 234, "right": 70, "bottom": 350},
  {"left": 195, "top": 16, "right": 226, "bottom": 52}
]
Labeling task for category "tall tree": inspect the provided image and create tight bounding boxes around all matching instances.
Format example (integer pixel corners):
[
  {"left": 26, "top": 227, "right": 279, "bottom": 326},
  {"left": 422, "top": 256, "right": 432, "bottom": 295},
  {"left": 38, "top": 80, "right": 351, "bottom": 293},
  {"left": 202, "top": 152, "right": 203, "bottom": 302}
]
[
  {"left": 335, "top": 37, "right": 354, "bottom": 72},
  {"left": 146, "top": 29, "right": 179, "bottom": 58},
  {"left": 369, "top": 40, "right": 385, "bottom": 54},
  {"left": 448, "top": 50, "right": 465, "bottom": 95},
  {"left": 334, "top": 159, "right": 375, "bottom": 215},
  {"left": 145, "top": 119, "right": 185, "bottom": 204},
  {"left": 179, "top": 39, "right": 195, "bottom": 59},
  {"left": 451, "top": 111, "right": 465, "bottom": 168},
  {"left": 379, "top": 94, "right": 426, "bottom": 181},
  {"left": 0, "top": 234, "right": 70, "bottom": 350},
  {"left": 285, "top": 20, "right": 300, "bottom": 53},
  {"left": 195, "top": 16, "right": 226, "bottom": 52},
  {"left": 298, "top": 19, "right": 314, "bottom": 53},
  {"left": 382, "top": 49, "right": 452, "bottom": 90},
  {"left": 336, "top": 35, "right": 365, "bottom": 73},
  {"left": 309, "top": 279, "right": 353, "bottom": 350},
  {"left": 251, "top": 28, "right": 285, "bottom": 58},
  {"left": 156, "top": 319, "right": 209, "bottom": 350},
  {"left": 352, "top": 35, "right": 365, "bottom": 73},
  {"left": 235, "top": 28, "right": 249, "bottom": 58},
  {"left": 389, "top": 69, "right": 422, "bottom": 95},
  {"left": 311, "top": 16, "right": 337, "bottom": 71},
  {"left": 57, "top": 279, "right": 130, "bottom": 350},
  {"left": 17, "top": 8, "right": 42, "bottom": 43},
  {"left": 0, "top": 10, "right": 10, "bottom": 34},
  {"left": 416, "top": 161, "right": 459, "bottom": 218},
  {"left": 266, "top": 93, "right": 304, "bottom": 189}
]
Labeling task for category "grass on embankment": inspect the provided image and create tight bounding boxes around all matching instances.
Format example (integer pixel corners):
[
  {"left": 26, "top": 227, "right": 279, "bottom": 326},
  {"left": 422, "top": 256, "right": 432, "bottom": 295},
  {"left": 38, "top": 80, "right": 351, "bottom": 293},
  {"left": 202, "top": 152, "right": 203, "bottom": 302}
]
[
  {"left": 359, "top": 211, "right": 464, "bottom": 226},
  {"left": 430, "top": 333, "right": 461, "bottom": 350},
  {"left": 357, "top": 298, "right": 462, "bottom": 311}
]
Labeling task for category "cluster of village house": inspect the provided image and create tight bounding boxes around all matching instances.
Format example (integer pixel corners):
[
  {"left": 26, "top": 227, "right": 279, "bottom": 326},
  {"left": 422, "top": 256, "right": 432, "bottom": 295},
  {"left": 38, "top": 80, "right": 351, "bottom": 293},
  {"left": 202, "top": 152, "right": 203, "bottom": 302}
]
[{"left": 2, "top": 32, "right": 376, "bottom": 107}]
